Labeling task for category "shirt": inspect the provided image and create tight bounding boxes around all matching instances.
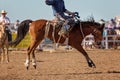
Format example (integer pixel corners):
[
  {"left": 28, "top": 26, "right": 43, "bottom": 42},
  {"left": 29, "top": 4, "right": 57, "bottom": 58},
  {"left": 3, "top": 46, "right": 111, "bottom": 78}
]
[
  {"left": 51, "top": 0, "right": 67, "bottom": 16},
  {"left": 107, "top": 21, "right": 115, "bottom": 29},
  {"left": 0, "top": 16, "right": 10, "bottom": 24}
]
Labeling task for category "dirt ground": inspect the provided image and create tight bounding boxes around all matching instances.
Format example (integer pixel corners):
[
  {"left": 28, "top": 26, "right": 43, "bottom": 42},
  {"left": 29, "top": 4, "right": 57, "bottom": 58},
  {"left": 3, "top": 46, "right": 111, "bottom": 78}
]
[{"left": 0, "top": 48, "right": 120, "bottom": 80}]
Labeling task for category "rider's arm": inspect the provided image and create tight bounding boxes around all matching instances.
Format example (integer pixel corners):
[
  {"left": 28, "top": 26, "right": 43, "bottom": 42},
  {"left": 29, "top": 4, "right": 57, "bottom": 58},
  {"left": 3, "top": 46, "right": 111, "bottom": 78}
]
[
  {"left": 5, "top": 17, "right": 10, "bottom": 25},
  {"left": 65, "top": 10, "right": 75, "bottom": 17},
  {"left": 0, "top": 17, "right": 10, "bottom": 25},
  {"left": 55, "top": 13, "right": 65, "bottom": 21}
]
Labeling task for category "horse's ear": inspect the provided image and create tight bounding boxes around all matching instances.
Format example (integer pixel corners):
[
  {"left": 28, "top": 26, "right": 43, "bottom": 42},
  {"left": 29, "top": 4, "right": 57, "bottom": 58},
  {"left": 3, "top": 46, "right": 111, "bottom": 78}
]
[{"left": 100, "top": 23, "right": 105, "bottom": 31}]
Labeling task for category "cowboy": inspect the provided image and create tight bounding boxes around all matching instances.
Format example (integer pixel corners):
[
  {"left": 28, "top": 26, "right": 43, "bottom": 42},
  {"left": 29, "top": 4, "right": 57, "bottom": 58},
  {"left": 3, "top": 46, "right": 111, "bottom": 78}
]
[
  {"left": 0, "top": 10, "right": 12, "bottom": 42},
  {"left": 45, "top": 0, "right": 76, "bottom": 37}
]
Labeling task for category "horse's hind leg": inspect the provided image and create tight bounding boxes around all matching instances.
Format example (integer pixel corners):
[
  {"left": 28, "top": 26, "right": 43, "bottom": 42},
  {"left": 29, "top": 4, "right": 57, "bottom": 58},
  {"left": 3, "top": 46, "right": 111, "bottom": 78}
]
[
  {"left": 25, "top": 46, "right": 31, "bottom": 69},
  {"left": 31, "top": 39, "right": 44, "bottom": 69},
  {"left": 25, "top": 39, "right": 43, "bottom": 69},
  {"left": 25, "top": 41, "right": 36, "bottom": 69},
  {"left": 72, "top": 44, "right": 96, "bottom": 68}
]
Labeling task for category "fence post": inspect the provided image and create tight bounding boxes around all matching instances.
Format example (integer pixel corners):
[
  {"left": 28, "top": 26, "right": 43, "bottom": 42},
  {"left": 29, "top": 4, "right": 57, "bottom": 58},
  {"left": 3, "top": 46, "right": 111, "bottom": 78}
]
[{"left": 105, "top": 29, "right": 108, "bottom": 49}]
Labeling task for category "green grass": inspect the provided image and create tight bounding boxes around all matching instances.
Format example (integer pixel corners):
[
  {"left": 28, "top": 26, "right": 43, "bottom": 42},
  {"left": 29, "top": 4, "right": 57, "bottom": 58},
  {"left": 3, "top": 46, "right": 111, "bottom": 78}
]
[{"left": 12, "top": 33, "right": 31, "bottom": 48}]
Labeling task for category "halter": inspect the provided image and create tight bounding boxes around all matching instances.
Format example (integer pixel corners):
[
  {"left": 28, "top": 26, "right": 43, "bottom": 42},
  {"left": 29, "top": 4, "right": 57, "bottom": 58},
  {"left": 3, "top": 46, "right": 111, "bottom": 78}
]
[{"left": 79, "top": 21, "right": 85, "bottom": 39}]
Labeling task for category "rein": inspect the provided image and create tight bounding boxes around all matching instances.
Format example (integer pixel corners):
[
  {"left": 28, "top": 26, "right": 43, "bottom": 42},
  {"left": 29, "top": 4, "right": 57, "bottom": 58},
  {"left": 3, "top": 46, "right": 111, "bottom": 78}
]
[
  {"left": 91, "top": 28, "right": 99, "bottom": 38},
  {"left": 44, "top": 21, "right": 51, "bottom": 38},
  {"left": 45, "top": 21, "right": 62, "bottom": 48},
  {"left": 79, "top": 22, "right": 85, "bottom": 39}
]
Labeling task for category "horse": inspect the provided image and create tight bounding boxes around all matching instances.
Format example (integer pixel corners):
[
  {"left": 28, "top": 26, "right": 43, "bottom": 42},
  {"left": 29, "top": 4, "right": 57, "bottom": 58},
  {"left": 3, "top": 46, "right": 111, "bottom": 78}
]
[
  {"left": 0, "top": 23, "right": 9, "bottom": 63},
  {"left": 10, "top": 17, "right": 104, "bottom": 69}
]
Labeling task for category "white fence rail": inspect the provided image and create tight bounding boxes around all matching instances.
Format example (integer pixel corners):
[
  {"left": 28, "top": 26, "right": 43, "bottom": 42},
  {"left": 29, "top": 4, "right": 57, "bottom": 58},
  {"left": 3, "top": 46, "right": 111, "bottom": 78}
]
[
  {"left": 101, "top": 29, "right": 120, "bottom": 49},
  {"left": 82, "top": 29, "right": 120, "bottom": 49}
]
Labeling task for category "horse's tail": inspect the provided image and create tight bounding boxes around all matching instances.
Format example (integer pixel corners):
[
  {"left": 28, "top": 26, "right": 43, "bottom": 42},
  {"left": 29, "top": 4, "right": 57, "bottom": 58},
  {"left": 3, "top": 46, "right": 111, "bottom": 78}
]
[{"left": 10, "top": 19, "right": 33, "bottom": 47}]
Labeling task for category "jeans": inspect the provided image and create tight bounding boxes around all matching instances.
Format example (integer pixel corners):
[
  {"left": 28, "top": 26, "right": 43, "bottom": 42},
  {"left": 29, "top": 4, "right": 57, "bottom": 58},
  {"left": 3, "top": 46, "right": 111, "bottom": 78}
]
[{"left": 5, "top": 29, "right": 12, "bottom": 42}]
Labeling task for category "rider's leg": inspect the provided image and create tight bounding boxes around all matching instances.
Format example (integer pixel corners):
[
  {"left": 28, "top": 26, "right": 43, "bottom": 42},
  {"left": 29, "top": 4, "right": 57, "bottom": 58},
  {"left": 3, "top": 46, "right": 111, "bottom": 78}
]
[
  {"left": 5, "top": 29, "right": 12, "bottom": 42},
  {"left": 55, "top": 14, "right": 73, "bottom": 37},
  {"left": 58, "top": 20, "right": 70, "bottom": 37}
]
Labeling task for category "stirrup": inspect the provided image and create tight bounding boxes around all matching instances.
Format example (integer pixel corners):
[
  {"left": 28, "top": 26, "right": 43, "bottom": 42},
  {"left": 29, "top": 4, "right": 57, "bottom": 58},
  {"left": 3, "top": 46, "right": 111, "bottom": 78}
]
[{"left": 58, "top": 31, "right": 69, "bottom": 38}]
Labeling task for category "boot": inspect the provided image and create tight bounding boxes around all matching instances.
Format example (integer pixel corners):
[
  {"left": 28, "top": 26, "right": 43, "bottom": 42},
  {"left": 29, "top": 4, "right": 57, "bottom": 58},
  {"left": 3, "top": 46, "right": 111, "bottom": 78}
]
[{"left": 58, "top": 24, "right": 70, "bottom": 37}]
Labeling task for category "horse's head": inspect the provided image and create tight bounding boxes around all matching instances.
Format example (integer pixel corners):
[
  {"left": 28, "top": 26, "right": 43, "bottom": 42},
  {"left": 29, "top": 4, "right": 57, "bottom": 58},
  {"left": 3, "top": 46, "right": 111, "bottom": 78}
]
[{"left": 90, "top": 22, "right": 105, "bottom": 42}]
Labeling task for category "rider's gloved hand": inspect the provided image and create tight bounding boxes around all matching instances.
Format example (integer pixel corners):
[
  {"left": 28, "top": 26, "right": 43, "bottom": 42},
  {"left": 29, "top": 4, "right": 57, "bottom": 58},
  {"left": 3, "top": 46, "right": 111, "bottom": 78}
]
[{"left": 74, "top": 12, "right": 80, "bottom": 18}]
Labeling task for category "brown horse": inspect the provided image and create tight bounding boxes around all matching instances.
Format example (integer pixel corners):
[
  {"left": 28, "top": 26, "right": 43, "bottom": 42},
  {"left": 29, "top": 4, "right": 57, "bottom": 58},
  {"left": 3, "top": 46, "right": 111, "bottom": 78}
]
[
  {"left": 10, "top": 18, "right": 104, "bottom": 69},
  {"left": 0, "top": 23, "right": 9, "bottom": 63}
]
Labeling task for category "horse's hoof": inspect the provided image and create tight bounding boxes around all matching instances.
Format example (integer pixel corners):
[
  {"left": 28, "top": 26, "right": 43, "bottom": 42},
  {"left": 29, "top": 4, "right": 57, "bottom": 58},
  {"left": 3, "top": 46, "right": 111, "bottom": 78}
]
[
  {"left": 26, "top": 66, "right": 29, "bottom": 70},
  {"left": 6, "top": 60, "right": 9, "bottom": 63},
  {"left": 24, "top": 63, "right": 29, "bottom": 70},
  {"left": 88, "top": 60, "right": 96, "bottom": 68},
  {"left": 91, "top": 63, "right": 96, "bottom": 68},
  {"left": 33, "top": 65, "right": 36, "bottom": 69}
]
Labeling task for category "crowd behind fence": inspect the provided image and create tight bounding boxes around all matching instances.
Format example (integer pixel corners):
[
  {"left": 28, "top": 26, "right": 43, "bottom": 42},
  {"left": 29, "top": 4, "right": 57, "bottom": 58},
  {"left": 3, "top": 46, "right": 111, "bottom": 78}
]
[{"left": 82, "top": 29, "right": 120, "bottom": 49}]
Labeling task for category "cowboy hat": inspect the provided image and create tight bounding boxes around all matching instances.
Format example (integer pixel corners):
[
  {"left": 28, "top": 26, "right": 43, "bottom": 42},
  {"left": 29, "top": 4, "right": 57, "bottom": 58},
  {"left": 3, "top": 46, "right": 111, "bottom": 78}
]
[{"left": 1, "top": 10, "right": 7, "bottom": 14}]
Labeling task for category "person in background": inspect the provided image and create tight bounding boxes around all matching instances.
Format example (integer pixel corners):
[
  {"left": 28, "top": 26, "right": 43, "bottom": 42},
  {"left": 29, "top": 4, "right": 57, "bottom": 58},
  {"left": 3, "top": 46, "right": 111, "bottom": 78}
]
[
  {"left": 13, "top": 20, "right": 20, "bottom": 34},
  {"left": 107, "top": 19, "right": 116, "bottom": 29},
  {"left": 0, "top": 10, "right": 12, "bottom": 42},
  {"left": 114, "top": 19, "right": 120, "bottom": 35},
  {"left": 116, "top": 19, "right": 120, "bottom": 29},
  {"left": 14, "top": 20, "right": 20, "bottom": 31}
]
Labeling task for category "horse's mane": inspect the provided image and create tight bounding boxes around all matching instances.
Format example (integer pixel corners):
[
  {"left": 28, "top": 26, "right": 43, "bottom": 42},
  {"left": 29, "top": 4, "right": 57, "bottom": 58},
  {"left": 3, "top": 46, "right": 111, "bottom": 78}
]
[{"left": 72, "top": 18, "right": 101, "bottom": 31}]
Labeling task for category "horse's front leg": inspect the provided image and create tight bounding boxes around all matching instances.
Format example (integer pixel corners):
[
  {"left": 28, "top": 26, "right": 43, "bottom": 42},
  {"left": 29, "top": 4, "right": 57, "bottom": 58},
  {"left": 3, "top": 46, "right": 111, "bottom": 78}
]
[
  {"left": 5, "top": 40, "right": 9, "bottom": 63},
  {"left": 5, "top": 48, "right": 9, "bottom": 63},
  {"left": 1, "top": 48, "right": 5, "bottom": 63},
  {"left": 73, "top": 44, "right": 96, "bottom": 68},
  {"left": 0, "top": 50, "right": 2, "bottom": 63}
]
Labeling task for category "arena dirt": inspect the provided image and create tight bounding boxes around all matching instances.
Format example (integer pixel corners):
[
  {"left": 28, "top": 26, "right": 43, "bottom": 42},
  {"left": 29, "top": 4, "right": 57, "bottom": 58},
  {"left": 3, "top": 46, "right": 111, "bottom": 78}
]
[{"left": 0, "top": 49, "right": 120, "bottom": 80}]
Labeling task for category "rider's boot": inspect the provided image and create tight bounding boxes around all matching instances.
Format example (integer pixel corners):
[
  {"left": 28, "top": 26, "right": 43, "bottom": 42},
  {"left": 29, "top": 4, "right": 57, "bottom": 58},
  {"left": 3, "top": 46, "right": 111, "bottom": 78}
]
[
  {"left": 58, "top": 20, "right": 70, "bottom": 37},
  {"left": 58, "top": 24, "right": 70, "bottom": 37}
]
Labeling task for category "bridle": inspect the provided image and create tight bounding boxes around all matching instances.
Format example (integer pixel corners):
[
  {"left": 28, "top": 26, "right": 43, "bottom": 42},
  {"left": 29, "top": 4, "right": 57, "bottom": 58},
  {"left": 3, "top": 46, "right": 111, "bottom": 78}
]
[{"left": 91, "top": 27, "right": 100, "bottom": 39}]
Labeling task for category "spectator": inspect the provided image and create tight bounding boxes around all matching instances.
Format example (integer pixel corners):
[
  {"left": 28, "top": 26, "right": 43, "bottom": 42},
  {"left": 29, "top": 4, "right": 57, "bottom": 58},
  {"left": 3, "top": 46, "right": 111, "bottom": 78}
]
[
  {"left": 107, "top": 19, "right": 116, "bottom": 29},
  {"left": 116, "top": 19, "right": 120, "bottom": 29},
  {"left": 14, "top": 20, "right": 20, "bottom": 31}
]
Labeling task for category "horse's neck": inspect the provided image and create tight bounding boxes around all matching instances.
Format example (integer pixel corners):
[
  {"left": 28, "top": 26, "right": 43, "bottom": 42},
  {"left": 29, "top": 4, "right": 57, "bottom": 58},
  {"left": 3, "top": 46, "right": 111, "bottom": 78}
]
[
  {"left": 81, "top": 26, "right": 93, "bottom": 38},
  {"left": 0, "top": 25, "right": 6, "bottom": 38}
]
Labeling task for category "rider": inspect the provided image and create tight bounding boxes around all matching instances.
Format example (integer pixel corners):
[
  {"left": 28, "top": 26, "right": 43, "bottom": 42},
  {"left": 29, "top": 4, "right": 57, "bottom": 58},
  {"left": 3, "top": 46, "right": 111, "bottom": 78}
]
[
  {"left": 0, "top": 10, "right": 12, "bottom": 42},
  {"left": 45, "top": 0, "right": 76, "bottom": 37}
]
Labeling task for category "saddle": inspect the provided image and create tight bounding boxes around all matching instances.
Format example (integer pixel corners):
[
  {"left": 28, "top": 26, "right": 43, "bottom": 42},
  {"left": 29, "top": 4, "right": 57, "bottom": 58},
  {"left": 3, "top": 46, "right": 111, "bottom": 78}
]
[{"left": 51, "top": 19, "right": 78, "bottom": 37}]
